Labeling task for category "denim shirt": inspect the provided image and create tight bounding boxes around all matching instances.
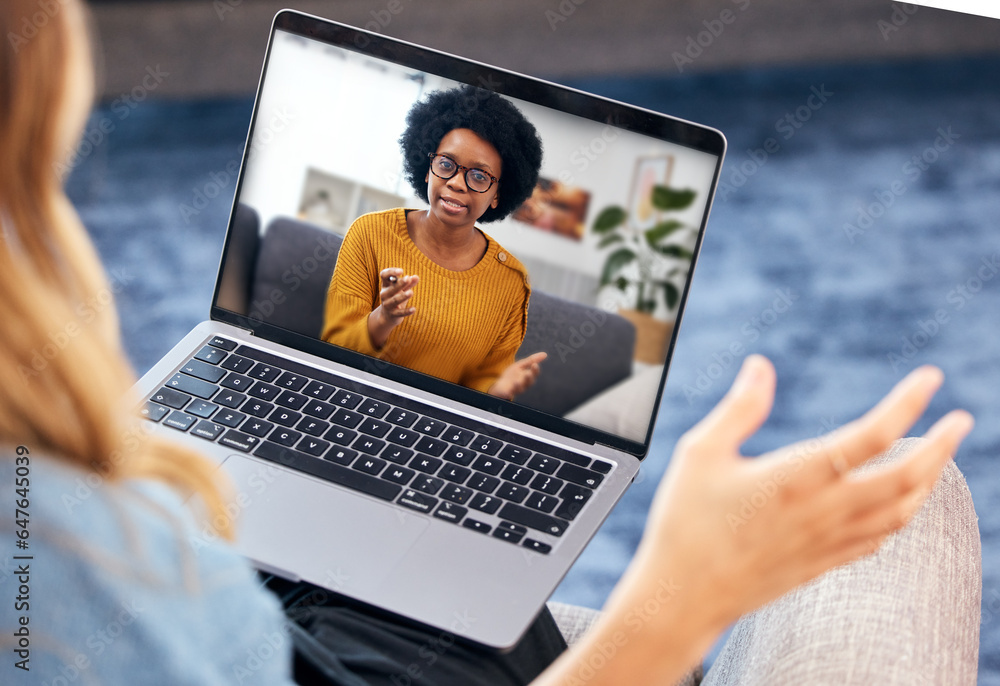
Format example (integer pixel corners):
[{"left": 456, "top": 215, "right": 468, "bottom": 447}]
[{"left": 0, "top": 451, "right": 296, "bottom": 685}]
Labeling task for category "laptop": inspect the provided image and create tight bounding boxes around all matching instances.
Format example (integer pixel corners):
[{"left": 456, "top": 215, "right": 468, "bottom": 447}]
[{"left": 135, "top": 9, "right": 725, "bottom": 649}]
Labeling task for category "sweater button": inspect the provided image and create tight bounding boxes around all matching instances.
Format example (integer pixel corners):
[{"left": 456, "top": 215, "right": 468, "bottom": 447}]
[{"left": 497, "top": 252, "right": 507, "bottom": 262}]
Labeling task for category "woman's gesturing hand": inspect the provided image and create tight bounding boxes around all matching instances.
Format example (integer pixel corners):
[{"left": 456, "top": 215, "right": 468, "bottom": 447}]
[
  {"left": 488, "top": 352, "right": 548, "bottom": 400},
  {"left": 368, "top": 268, "right": 419, "bottom": 348}
]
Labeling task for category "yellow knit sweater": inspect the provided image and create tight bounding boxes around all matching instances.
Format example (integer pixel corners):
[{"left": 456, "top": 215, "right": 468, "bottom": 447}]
[{"left": 322, "top": 209, "right": 531, "bottom": 393}]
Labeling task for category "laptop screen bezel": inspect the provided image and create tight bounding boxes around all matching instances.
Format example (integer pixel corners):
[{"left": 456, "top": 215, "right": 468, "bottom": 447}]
[{"left": 209, "top": 9, "right": 726, "bottom": 459}]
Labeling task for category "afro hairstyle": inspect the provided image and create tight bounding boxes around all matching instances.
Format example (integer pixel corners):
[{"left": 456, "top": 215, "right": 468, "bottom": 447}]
[{"left": 399, "top": 85, "right": 543, "bottom": 223}]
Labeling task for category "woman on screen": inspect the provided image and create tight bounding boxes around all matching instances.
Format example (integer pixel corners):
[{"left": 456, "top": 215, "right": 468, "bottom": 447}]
[{"left": 321, "top": 86, "right": 547, "bottom": 400}]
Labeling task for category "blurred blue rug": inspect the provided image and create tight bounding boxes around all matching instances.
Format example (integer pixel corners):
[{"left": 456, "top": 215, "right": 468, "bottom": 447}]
[{"left": 67, "top": 55, "right": 1000, "bottom": 681}]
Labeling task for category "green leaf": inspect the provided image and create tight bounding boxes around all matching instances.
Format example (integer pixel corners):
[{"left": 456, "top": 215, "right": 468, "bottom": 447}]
[
  {"left": 614, "top": 276, "right": 629, "bottom": 291},
  {"left": 638, "top": 299, "right": 657, "bottom": 314},
  {"left": 593, "top": 206, "right": 627, "bottom": 233},
  {"left": 644, "top": 220, "right": 684, "bottom": 248},
  {"left": 598, "top": 233, "right": 624, "bottom": 249},
  {"left": 599, "top": 247, "right": 637, "bottom": 287},
  {"left": 655, "top": 245, "right": 694, "bottom": 260},
  {"left": 663, "top": 282, "right": 680, "bottom": 310},
  {"left": 651, "top": 186, "right": 696, "bottom": 211}
]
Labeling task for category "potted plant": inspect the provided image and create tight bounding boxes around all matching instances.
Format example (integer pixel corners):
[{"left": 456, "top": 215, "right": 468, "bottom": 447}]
[{"left": 594, "top": 185, "right": 698, "bottom": 363}]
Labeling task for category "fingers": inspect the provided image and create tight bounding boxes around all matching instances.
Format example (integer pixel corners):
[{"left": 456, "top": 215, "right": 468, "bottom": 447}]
[
  {"left": 685, "top": 355, "right": 776, "bottom": 454},
  {"left": 378, "top": 269, "right": 418, "bottom": 317}
]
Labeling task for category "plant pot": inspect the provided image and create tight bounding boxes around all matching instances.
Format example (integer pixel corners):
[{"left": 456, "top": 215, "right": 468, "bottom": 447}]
[{"left": 618, "top": 309, "right": 674, "bottom": 364}]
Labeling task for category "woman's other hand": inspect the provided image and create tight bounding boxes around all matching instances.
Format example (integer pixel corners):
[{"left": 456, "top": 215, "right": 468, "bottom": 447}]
[
  {"left": 368, "top": 268, "right": 419, "bottom": 348},
  {"left": 488, "top": 352, "right": 548, "bottom": 400}
]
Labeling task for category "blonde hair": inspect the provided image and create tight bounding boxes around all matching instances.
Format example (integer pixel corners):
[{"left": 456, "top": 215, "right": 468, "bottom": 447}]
[{"left": 0, "top": 0, "right": 234, "bottom": 540}]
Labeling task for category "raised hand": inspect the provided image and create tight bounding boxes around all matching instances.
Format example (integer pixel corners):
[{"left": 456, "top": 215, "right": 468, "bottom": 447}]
[
  {"left": 488, "top": 352, "right": 548, "bottom": 400},
  {"left": 368, "top": 268, "right": 419, "bottom": 349}
]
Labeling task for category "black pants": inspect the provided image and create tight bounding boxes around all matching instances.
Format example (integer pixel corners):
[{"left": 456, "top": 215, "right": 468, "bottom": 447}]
[{"left": 264, "top": 576, "right": 568, "bottom": 686}]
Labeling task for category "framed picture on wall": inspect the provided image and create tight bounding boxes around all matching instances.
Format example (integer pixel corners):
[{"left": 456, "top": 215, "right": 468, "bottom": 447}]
[
  {"left": 512, "top": 177, "right": 591, "bottom": 241},
  {"left": 628, "top": 156, "right": 674, "bottom": 230}
]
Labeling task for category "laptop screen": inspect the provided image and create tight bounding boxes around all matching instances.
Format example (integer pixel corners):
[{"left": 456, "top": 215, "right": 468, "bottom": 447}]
[{"left": 214, "top": 13, "right": 724, "bottom": 454}]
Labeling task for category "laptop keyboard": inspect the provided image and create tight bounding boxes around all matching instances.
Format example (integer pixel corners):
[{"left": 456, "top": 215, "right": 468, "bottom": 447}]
[{"left": 142, "top": 336, "right": 613, "bottom": 555}]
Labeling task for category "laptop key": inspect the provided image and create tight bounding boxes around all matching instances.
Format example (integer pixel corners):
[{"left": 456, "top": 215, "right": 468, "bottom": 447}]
[
  {"left": 472, "top": 455, "right": 505, "bottom": 476},
  {"left": 219, "top": 430, "right": 260, "bottom": 453},
  {"left": 248, "top": 383, "right": 280, "bottom": 401},
  {"left": 443, "top": 445, "right": 476, "bottom": 467},
  {"left": 442, "top": 426, "right": 474, "bottom": 446},
  {"left": 461, "top": 519, "right": 491, "bottom": 534},
  {"left": 331, "top": 390, "right": 362, "bottom": 409},
  {"left": 297, "top": 437, "right": 330, "bottom": 457},
  {"left": 208, "top": 336, "right": 238, "bottom": 351},
  {"left": 382, "top": 466, "right": 415, "bottom": 485},
  {"left": 164, "top": 411, "right": 197, "bottom": 431},
  {"left": 472, "top": 435, "right": 503, "bottom": 455},
  {"left": 386, "top": 427, "right": 419, "bottom": 448},
  {"left": 326, "top": 447, "right": 358, "bottom": 466},
  {"left": 432, "top": 502, "right": 467, "bottom": 524},
  {"left": 382, "top": 446, "right": 414, "bottom": 464},
  {"left": 214, "top": 409, "right": 246, "bottom": 428},
  {"left": 527, "top": 455, "right": 558, "bottom": 474},
  {"left": 275, "top": 391, "right": 307, "bottom": 411},
  {"left": 186, "top": 400, "right": 218, "bottom": 419},
  {"left": 397, "top": 489, "right": 437, "bottom": 514},
  {"left": 194, "top": 345, "right": 227, "bottom": 365},
  {"left": 253, "top": 442, "right": 400, "bottom": 502},
  {"left": 555, "top": 483, "right": 593, "bottom": 521},
  {"left": 414, "top": 417, "right": 446, "bottom": 437},
  {"left": 496, "top": 482, "right": 529, "bottom": 504},
  {"left": 358, "top": 399, "right": 390, "bottom": 418},
  {"left": 268, "top": 408, "right": 301, "bottom": 428},
  {"left": 414, "top": 436, "right": 446, "bottom": 457},
  {"left": 525, "top": 492, "right": 558, "bottom": 514},
  {"left": 242, "top": 418, "right": 274, "bottom": 438},
  {"left": 354, "top": 456, "right": 387, "bottom": 476},
  {"left": 470, "top": 493, "right": 501, "bottom": 515},
  {"left": 501, "top": 465, "right": 534, "bottom": 486},
  {"left": 591, "top": 460, "right": 613, "bottom": 474},
  {"left": 410, "top": 455, "right": 443, "bottom": 474},
  {"left": 491, "top": 528, "right": 523, "bottom": 544},
  {"left": 151, "top": 387, "right": 190, "bottom": 409},
  {"left": 358, "top": 417, "right": 391, "bottom": 438},
  {"left": 440, "top": 484, "right": 472, "bottom": 505},
  {"left": 248, "top": 363, "right": 281, "bottom": 383},
  {"left": 303, "top": 400, "right": 335, "bottom": 420},
  {"left": 522, "top": 539, "right": 552, "bottom": 554},
  {"left": 191, "top": 420, "right": 225, "bottom": 441},
  {"left": 385, "top": 408, "right": 418, "bottom": 428},
  {"left": 439, "top": 464, "right": 471, "bottom": 484},
  {"left": 468, "top": 473, "right": 500, "bottom": 494},
  {"left": 499, "top": 445, "right": 532, "bottom": 465},
  {"left": 181, "top": 359, "right": 226, "bottom": 383},
  {"left": 214, "top": 390, "right": 247, "bottom": 409},
  {"left": 412, "top": 475, "right": 444, "bottom": 495},
  {"left": 556, "top": 463, "right": 604, "bottom": 490},
  {"left": 303, "top": 380, "right": 336, "bottom": 401},
  {"left": 272, "top": 428, "right": 302, "bottom": 447},
  {"left": 497, "top": 521, "right": 527, "bottom": 537},
  {"left": 325, "top": 427, "right": 358, "bottom": 446},
  {"left": 141, "top": 402, "right": 170, "bottom": 422},
  {"left": 221, "top": 374, "right": 254, "bottom": 392},
  {"left": 275, "top": 372, "right": 308, "bottom": 392},
  {"left": 331, "top": 408, "right": 363, "bottom": 429},
  {"left": 530, "top": 474, "right": 564, "bottom": 496},
  {"left": 220, "top": 355, "right": 254, "bottom": 374},
  {"left": 497, "top": 503, "right": 569, "bottom": 537},
  {"left": 167, "top": 373, "right": 216, "bottom": 400},
  {"left": 242, "top": 399, "right": 274, "bottom": 418},
  {"left": 296, "top": 417, "right": 328, "bottom": 437},
  {"left": 353, "top": 436, "right": 386, "bottom": 456}
]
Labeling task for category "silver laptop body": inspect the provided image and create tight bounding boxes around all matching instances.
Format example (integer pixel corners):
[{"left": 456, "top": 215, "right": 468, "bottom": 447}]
[{"left": 134, "top": 9, "right": 726, "bottom": 649}]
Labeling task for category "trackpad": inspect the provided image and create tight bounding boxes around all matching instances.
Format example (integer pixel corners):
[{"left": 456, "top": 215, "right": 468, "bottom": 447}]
[{"left": 222, "top": 454, "right": 429, "bottom": 596}]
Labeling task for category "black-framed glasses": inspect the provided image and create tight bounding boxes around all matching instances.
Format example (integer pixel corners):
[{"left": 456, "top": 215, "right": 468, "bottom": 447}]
[{"left": 427, "top": 153, "right": 499, "bottom": 193}]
